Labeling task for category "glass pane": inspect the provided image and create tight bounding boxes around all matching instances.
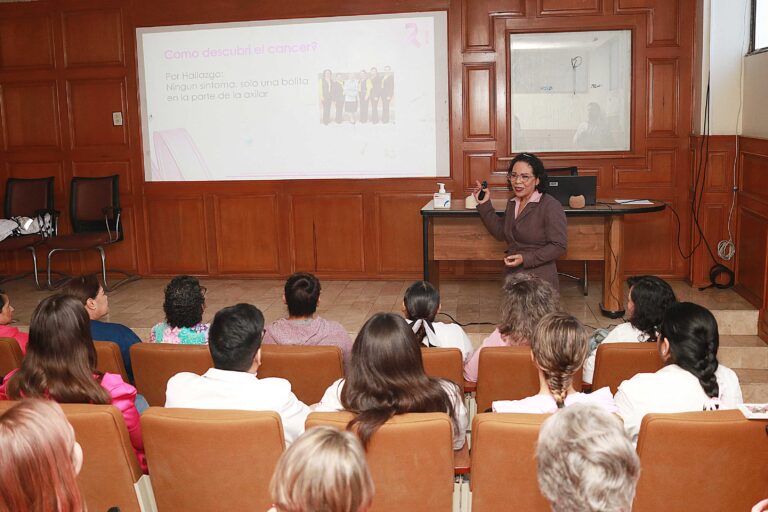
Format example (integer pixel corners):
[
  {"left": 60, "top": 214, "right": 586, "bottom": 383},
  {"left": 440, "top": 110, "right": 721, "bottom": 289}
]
[
  {"left": 756, "top": 0, "right": 768, "bottom": 51},
  {"left": 510, "top": 30, "right": 631, "bottom": 153}
]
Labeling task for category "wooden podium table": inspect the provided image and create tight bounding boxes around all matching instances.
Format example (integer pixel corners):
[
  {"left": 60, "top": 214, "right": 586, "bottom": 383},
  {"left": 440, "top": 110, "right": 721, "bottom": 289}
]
[{"left": 421, "top": 199, "right": 666, "bottom": 318}]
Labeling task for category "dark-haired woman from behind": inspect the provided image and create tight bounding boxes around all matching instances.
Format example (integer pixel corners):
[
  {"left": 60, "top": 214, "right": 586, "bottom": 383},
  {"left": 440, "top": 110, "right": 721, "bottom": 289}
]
[
  {"left": 402, "top": 281, "right": 473, "bottom": 362},
  {"left": 0, "top": 294, "right": 147, "bottom": 472},
  {"left": 315, "top": 313, "right": 468, "bottom": 449},
  {"left": 615, "top": 302, "right": 743, "bottom": 444},
  {"left": 583, "top": 275, "right": 677, "bottom": 384},
  {"left": 149, "top": 275, "right": 209, "bottom": 344}
]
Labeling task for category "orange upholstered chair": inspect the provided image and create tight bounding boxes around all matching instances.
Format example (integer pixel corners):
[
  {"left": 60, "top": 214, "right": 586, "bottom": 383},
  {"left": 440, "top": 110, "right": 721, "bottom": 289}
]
[
  {"left": 130, "top": 343, "right": 212, "bottom": 406},
  {"left": 0, "top": 337, "right": 23, "bottom": 377},
  {"left": 470, "top": 412, "right": 551, "bottom": 512},
  {"left": 94, "top": 340, "right": 129, "bottom": 382},
  {"left": 0, "top": 401, "right": 144, "bottom": 512},
  {"left": 421, "top": 347, "right": 464, "bottom": 388},
  {"left": 258, "top": 344, "right": 344, "bottom": 405},
  {"left": 306, "top": 411, "right": 455, "bottom": 512},
  {"left": 142, "top": 407, "right": 285, "bottom": 512},
  {"left": 475, "top": 347, "right": 583, "bottom": 412},
  {"left": 633, "top": 410, "right": 768, "bottom": 512},
  {"left": 591, "top": 342, "right": 663, "bottom": 394}
]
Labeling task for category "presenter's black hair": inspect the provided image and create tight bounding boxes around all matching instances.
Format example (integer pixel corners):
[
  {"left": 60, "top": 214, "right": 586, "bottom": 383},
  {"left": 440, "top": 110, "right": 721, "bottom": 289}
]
[
  {"left": 285, "top": 272, "right": 321, "bottom": 318},
  {"left": 208, "top": 303, "right": 265, "bottom": 372},
  {"left": 658, "top": 302, "right": 720, "bottom": 399},
  {"left": 508, "top": 152, "right": 548, "bottom": 193}
]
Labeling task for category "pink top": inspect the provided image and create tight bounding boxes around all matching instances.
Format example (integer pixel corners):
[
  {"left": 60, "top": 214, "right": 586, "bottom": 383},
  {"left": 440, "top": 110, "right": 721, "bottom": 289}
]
[
  {"left": 0, "top": 325, "right": 28, "bottom": 354},
  {"left": 0, "top": 369, "right": 147, "bottom": 473},
  {"left": 263, "top": 317, "right": 354, "bottom": 369},
  {"left": 492, "top": 386, "right": 617, "bottom": 413},
  {"left": 464, "top": 328, "right": 525, "bottom": 383},
  {"left": 513, "top": 189, "right": 543, "bottom": 218}
]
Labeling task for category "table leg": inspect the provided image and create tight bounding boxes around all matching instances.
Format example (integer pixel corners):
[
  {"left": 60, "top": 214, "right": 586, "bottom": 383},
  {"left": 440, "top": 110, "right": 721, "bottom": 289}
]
[
  {"left": 599, "top": 214, "right": 625, "bottom": 318},
  {"left": 423, "top": 216, "right": 440, "bottom": 289}
]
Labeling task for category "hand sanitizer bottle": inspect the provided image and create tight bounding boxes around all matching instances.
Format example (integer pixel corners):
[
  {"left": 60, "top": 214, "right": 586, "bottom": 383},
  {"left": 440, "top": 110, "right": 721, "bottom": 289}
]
[{"left": 433, "top": 183, "right": 451, "bottom": 209}]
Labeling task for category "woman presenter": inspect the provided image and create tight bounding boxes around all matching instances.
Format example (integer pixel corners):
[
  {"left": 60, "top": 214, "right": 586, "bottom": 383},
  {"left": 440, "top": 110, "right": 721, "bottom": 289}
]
[{"left": 474, "top": 152, "right": 567, "bottom": 290}]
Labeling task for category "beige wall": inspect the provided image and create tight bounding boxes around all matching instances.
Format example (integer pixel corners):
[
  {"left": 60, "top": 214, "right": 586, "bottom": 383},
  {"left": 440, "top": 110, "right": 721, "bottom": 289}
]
[{"left": 742, "top": 51, "right": 768, "bottom": 139}]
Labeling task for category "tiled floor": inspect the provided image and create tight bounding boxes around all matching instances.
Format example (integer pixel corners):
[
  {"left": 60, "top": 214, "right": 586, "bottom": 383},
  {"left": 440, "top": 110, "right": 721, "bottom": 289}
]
[{"left": 0, "top": 275, "right": 757, "bottom": 337}]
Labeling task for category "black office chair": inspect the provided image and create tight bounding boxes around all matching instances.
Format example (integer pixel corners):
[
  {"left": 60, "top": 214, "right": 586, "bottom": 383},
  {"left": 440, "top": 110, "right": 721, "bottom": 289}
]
[
  {"left": 44, "top": 175, "right": 138, "bottom": 291},
  {"left": 545, "top": 166, "right": 588, "bottom": 295},
  {"left": 0, "top": 177, "right": 55, "bottom": 288}
]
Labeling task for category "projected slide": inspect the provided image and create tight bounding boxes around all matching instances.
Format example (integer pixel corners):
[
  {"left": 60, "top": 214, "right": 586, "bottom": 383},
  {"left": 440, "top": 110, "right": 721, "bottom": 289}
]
[{"left": 137, "top": 12, "right": 449, "bottom": 181}]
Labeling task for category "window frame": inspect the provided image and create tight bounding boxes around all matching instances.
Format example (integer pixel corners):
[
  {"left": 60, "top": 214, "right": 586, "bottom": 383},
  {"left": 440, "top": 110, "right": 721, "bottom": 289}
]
[{"left": 749, "top": 0, "right": 768, "bottom": 55}]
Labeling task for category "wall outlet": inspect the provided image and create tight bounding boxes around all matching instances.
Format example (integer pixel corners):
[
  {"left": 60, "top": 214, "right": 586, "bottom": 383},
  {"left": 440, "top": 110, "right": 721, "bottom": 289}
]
[{"left": 112, "top": 112, "right": 123, "bottom": 126}]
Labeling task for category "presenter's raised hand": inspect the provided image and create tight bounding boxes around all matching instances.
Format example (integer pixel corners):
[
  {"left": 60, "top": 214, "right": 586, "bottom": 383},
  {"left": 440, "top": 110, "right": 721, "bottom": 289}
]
[{"left": 473, "top": 180, "right": 490, "bottom": 204}]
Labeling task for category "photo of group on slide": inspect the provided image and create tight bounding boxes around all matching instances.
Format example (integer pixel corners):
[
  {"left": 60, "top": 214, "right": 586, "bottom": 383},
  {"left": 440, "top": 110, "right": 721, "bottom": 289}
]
[{"left": 319, "top": 67, "right": 395, "bottom": 125}]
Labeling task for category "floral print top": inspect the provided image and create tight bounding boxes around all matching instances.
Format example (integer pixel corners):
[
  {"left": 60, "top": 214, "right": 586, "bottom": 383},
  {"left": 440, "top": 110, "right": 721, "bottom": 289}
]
[{"left": 149, "top": 322, "right": 209, "bottom": 345}]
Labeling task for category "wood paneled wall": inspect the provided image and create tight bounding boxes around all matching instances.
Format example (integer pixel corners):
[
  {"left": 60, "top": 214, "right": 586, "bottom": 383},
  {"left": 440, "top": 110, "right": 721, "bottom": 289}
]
[
  {"left": 0, "top": 0, "right": 698, "bottom": 281},
  {"left": 735, "top": 136, "right": 768, "bottom": 339}
]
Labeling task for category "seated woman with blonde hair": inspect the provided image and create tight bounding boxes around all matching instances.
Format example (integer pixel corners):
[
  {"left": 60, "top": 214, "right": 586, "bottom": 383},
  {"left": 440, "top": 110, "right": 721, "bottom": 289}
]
[
  {"left": 464, "top": 272, "right": 560, "bottom": 383},
  {"left": 0, "top": 399, "right": 85, "bottom": 511},
  {"left": 269, "top": 426, "right": 374, "bottom": 512},
  {"left": 493, "top": 312, "right": 616, "bottom": 413}
]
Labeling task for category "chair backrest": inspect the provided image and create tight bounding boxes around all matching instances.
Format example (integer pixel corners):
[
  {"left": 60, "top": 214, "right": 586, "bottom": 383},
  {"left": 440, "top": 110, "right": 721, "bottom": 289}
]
[
  {"left": 0, "top": 337, "right": 23, "bottom": 378},
  {"left": 142, "top": 407, "right": 284, "bottom": 511},
  {"left": 0, "top": 401, "right": 142, "bottom": 512},
  {"left": 591, "top": 342, "right": 663, "bottom": 394},
  {"left": 70, "top": 175, "right": 120, "bottom": 233},
  {"left": 470, "top": 412, "right": 550, "bottom": 512},
  {"left": 258, "top": 344, "right": 344, "bottom": 405},
  {"left": 4, "top": 177, "right": 54, "bottom": 218},
  {"left": 130, "top": 343, "right": 212, "bottom": 406},
  {"left": 421, "top": 347, "right": 464, "bottom": 388},
  {"left": 306, "top": 411, "right": 455, "bottom": 512},
  {"left": 634, "top": 410, "right": 768, "bottom": 511},
  {"left": 545, "top": 166, "right": 578, "bottom": 176},
  {"left": 94, "top": 340, "right": 129, "bottom": 382},
  {"left": 475, "top": 347, "right": 583, "bottom": 412}
]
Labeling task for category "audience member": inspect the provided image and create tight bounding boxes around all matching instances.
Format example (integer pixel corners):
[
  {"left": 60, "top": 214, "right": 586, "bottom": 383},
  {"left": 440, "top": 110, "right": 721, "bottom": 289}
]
[
  {"left": 615, "top": 301, "right": 743, "bottom": 443},
  {"left": 464, "top": 273, "right": 560, "bottom": 382},
  {"left": 149, "top": 275, "right": 209, "bottom": 344},
  {"left": 583, "top": 275, "right": 677, "bottom": 383},
  {"left": 0, "top": 294, "right": 146, "bottom": 471},
  {"left": 402, "top": 280, "right": 473, "bottom": 362},
  {"left": 0, "top": 289, "right": 28, "bottom": 354},
  {"left": 62, "top": 274, "right": 141, "bottom": 381},
  {"left": 263, "top": 272, "right": 353, "bottom": 368},
  {"left": 493, "top": 312, "right": 616, "bottom": 413},
  {"left": 165, "top": 303, "right": 310, "bottom": 444},
  {"left": 316, "top": 312, "right": 468, "bottom": 449},
  {"left": 268, "top": 426, "right": 374, "bottom": 512},
  {"left": 536, "top": 403, "right": 640, "bottom": 512},
  {"left": 0, "top": 399, "right": 85, "bottom": 511}
]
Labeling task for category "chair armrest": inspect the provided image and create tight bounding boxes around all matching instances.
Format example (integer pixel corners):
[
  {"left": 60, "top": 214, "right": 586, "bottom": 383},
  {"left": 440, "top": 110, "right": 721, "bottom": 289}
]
[{"left": 101, "top": 207, "right": 122, "bottom": 242}]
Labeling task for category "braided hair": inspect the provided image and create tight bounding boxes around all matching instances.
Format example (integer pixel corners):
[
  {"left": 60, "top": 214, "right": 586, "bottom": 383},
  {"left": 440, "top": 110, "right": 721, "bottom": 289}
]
[
  {"left": 658, "top": 302, "right": 720, "bottom": 399},
  {"left": 530, "top": 312, "right": 589, "bottom": 408}
]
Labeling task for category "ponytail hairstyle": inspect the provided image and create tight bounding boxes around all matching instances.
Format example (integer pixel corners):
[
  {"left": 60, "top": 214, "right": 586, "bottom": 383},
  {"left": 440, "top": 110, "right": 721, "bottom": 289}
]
[
  {"left": 6, "top": 294, "right": 111, "bottom": 405},
  {"left": 403, "top": 281, "right": 440, "bottom": 346},
  {"left": 626, "top": 275, "right": 677, "bottom": 342},
  {"left": 530, "top": 312, "right": 589, "bottom": 408},
  {"left": 341, "top": 313, "right": 458, "bottom": 448},
  {"left": 0, "top": 399, "right": 85, "bottom": 512},
  {"left": 658, "top": 302, "right": 720, "bottom": 399}
]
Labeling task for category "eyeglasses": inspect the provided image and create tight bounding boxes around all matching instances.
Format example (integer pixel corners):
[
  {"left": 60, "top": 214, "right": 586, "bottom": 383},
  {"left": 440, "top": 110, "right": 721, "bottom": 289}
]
[{"left": 509, "top": 173, "right": 534, "bottom": 183}]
